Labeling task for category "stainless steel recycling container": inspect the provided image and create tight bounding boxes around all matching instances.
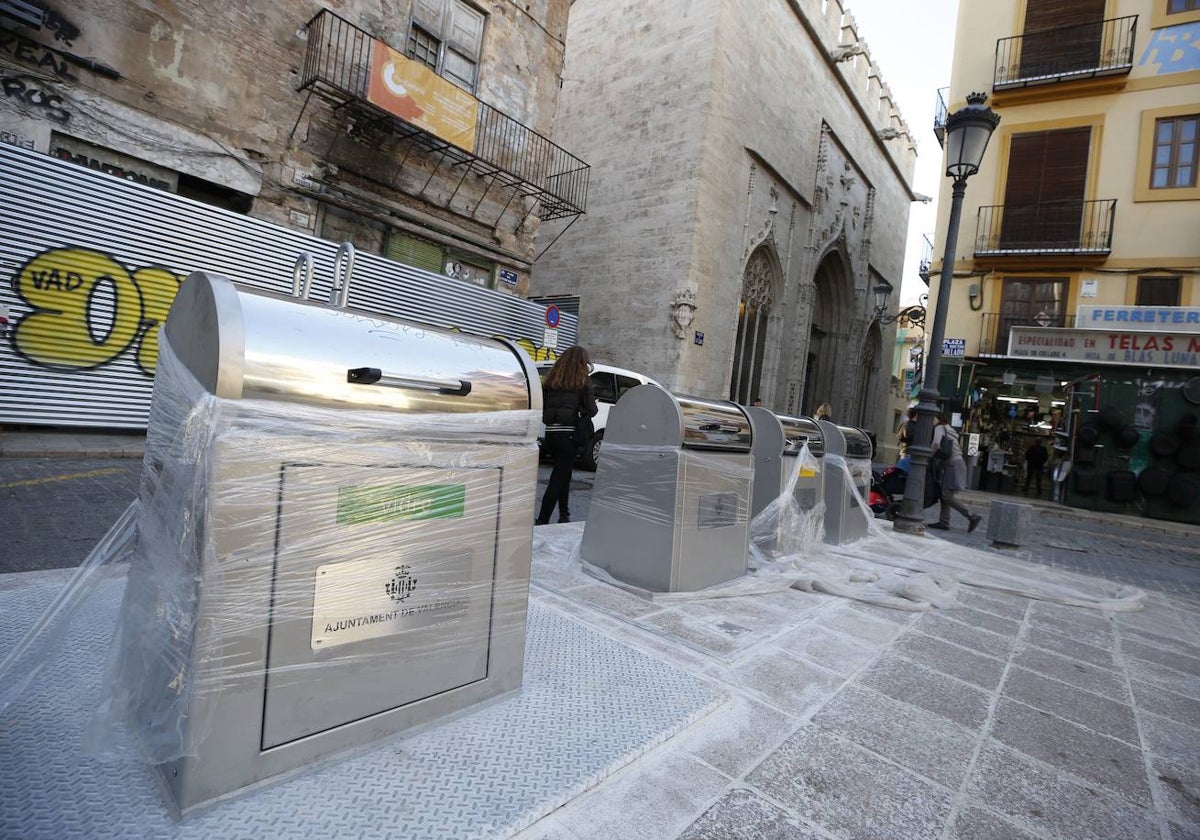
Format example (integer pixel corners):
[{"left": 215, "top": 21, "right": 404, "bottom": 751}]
[
  {"left": 581, "top": 384, "right": 753, "bottom": 592},
  {"left": 113, "top": 271, "right": 542, "bottom": 814},
  {"left": 818, "top": 420, "right": 874, "bottom": 545},
  {"left": 746, "top": 408, "right": 825, "bottom": 519}
]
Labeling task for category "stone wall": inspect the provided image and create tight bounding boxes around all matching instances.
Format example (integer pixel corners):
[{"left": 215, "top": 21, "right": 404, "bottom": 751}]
[
  {"left": 0, "top": 0, "right": 572, "bottom": 285},
  {"left": 534, "top": 0, "right": 914, "bottom": 432}
]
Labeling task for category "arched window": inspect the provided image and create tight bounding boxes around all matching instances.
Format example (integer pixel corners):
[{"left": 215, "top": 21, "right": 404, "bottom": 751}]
[{"left": 729, "top": 247, "right": 776, "bottom": 404}]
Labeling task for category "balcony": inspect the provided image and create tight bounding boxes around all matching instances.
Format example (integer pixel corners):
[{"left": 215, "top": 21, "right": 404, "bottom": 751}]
[
  {"left": 918, "top": 233, "right": 934, "bottom": 283},
  {"left": 994, "top": 16, "right": 1137, "bottom": 90},
  {"left": 975, "top": 199, "right": 1116, "bottom": 259},
  {"left": 933, "top": 88, "right": 948, "bottom": 147},
  {"left": 979, "top": 313, "right": 1077, "bottom": 356},
  {"left": 297, "top": 10, "right": 588, "bottom": 222}
]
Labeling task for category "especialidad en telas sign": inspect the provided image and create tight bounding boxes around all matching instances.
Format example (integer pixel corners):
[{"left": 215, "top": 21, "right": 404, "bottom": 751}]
[{"left": 1008, "top": 326, "right": 1200, "bottom": 369}]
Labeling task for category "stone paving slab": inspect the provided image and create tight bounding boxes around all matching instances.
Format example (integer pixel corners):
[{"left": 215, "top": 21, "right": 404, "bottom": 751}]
[{"left": 516, "top": 526, "right": 1200, "bottom": 840}]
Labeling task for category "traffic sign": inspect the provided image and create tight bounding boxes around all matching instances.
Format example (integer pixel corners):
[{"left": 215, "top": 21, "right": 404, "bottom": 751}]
[{"left": 544, "top": 305, "right": 560, "bottom": 329}]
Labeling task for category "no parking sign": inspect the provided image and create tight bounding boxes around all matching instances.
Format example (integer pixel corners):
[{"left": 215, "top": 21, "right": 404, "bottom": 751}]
[{"left": 543, "top": 305, "right": 560, "bottom": 350}]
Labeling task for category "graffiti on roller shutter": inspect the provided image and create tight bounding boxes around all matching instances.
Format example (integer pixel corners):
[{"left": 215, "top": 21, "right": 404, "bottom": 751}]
[{"left": 9, "top": 247, "right": 182, "bottom": 376}]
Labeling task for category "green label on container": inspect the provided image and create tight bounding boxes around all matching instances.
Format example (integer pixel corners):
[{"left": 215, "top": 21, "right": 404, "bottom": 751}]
[{"left": 337, "top": 484, "right": 467, "bottom": 524}]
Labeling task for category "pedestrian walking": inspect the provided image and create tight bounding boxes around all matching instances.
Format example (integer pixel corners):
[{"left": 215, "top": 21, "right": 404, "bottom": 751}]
[
  {"left": 928, "top": 413, "right": 982, "bottom": 533},
  {"left": 814, "top": 402, "right": 834, "bottom": 422},
  {"left": 1024, "top": 439, "right": 1049, "bottom": 496},
  {"left": 897, "top": 406, "right": 917, "bottom": 455},
  {"left": 535, "top": 346, "right": 598, "bottom": 526}
]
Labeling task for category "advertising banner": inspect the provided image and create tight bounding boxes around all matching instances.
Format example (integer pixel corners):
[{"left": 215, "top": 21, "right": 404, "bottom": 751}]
[
  {"left": 1008, "top": 326, "right": 1200, "bottom": 369},
  {"left": 367, "top": 42, "right": 478, "bottom": 152},
  {"left": 1075, "top": 305, "right": 1200, "bottom": 333}
]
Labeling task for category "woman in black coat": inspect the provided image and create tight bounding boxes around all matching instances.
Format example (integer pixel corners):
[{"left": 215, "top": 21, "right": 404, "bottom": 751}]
[{"left": 535, "top": 345, "right": 598, "bottom": 525}]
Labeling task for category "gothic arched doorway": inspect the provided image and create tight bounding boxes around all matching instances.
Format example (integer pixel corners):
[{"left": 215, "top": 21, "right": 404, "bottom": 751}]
[{"left": 803, "top": 250, "right": 852, "bottom": 415}]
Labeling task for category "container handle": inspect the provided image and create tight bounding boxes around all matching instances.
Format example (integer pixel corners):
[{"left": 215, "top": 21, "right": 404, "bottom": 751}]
[
  {"left": 292, "top": 253, "right": 314, "bottom": 299},
  {"left": 347, "top": 367, "right": 472, "bottom": 397},
  {"left": 330, "top": 242, "right": 356, "bottom": 308}
]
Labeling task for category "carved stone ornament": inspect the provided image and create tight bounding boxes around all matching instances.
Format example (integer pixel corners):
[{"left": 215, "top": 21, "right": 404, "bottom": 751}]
[{"left": 670, "top": 288, "right": 697, "bottom": 339}]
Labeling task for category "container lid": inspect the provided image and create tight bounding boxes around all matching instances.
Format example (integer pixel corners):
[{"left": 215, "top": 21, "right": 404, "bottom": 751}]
[
  {"left": 776, "top": 414, "right": 824, "bottom": 457},
  {"left": 164, "top": 272, "right": 536, "bottom": 414}
]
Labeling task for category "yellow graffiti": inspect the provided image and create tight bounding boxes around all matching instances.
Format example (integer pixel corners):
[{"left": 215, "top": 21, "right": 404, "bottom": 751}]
[
  {"left": 510, "top": 337, "right": 559, "bottom": 362},
  {"left": 132, "top": 266, "right": 181, "bottom": 374},
  {"left": 11, "top": 248, "right": 181, "bottom": 375},
  {"left": 9, "top": 247, "right": 557, "bottom": 376}
]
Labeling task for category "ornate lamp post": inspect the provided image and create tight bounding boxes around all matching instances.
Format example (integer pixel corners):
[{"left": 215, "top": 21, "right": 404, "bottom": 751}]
[
  {"left": 873, "top": 280, "right": 928, "bottom": 329},
  {"left": 893, "top": 92, "right": 1000, "bottom": 535}
]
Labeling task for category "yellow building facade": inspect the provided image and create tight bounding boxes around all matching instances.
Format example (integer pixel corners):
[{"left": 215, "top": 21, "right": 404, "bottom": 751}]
[{"left": 930, "top": 0, "right": 1200, "bottom": 522}]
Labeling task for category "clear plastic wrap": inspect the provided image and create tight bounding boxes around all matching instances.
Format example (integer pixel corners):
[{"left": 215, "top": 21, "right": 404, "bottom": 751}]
[
  {"left": 1, "top": 321, "right": 542, "bottom": 814},
  {"left": 580, "top": 440, "right": 757, "bottom": 594},
  {"left": 556, "top": 438, "right": 1143, "bottom": 614},
  {"left": 113, "top": 337, "right": 538, "bottom": 760}
]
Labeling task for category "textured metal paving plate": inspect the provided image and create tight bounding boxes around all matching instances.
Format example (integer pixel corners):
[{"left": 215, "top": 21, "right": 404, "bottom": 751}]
[{"left": 0, "top": 573, "right": 722, "bottom": 840}]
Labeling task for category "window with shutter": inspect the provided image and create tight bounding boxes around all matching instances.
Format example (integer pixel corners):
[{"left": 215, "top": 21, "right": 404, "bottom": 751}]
[
  {"left": 1019, "top": 0, "right": 1106, "bottom": 79},
  {"left": 405, "top": 0, "right": 484, "bottom": 92},
  {"left": 1000, "top": 127, "right": 1091, "bottom": 249},
  {"left": 998, "top": 278, "right": 1068, "bottom": 352},
  {"left": 1136, "top": 276, "right": 1182, "bottom": 306},
  {"left": 386, "top": 233, "right": 445, "bottom": 273}
]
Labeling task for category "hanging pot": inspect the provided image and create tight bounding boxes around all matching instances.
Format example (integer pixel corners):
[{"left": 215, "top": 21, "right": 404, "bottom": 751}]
[
  {"left": 1114, "top": 425, "right": 1140, "bottom": 450},
  {"left": 1167, "top": 475, "right": 1197, "bottom": 508},
  {"left": 1077, "top": 423, "right": 1100, "bottom": 447},
  {"left": 1106, "top": 470, "right": 1136, "bottom": 503},
  {"left": 1183, "top": 377, "right": 1200, "bottom": 406},
  {"left": 1178, "top": 442, "right": 1200, "bottom": 472},
  {"left": 1073, "top": 468, "right": 1100, "bottom": 495},
  {"left": 1150, "top": 432, "right": 1180, "bottom": 459},
  {"left": 1138, "top": 466, "right": 1169, "bottom": 496},
  {"left": 1178, "top": 412, "right": 1198, "bottom": 440}
]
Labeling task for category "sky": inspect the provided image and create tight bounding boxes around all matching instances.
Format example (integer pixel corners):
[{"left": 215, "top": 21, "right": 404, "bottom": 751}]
[{"left": 841, "top": 0, "right": 961, "bottom": 305}]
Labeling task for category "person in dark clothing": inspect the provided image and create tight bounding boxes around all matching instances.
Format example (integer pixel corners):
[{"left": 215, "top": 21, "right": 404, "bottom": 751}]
[
  {"left": 1024, "top": 439, "right": 1049, "bottom": 495},
  {"left": 898, "top": 406, "right": 918, "bottom": 455},
  {"left": 536, "top": 345, "right": 598, "bottom": 525}
]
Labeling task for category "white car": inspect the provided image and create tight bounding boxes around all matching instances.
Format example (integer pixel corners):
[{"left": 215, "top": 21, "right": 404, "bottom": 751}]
[{"left": 536, "top": 361, "right": 661, "bottom": 470}]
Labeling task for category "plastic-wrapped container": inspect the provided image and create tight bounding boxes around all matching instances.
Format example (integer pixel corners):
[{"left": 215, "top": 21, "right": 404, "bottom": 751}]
[
  {"left": 818, "top": 421, "right": 874, "bottom": 545},
  {"left": 580, "top": 385, "right": 753, "bottom": 592},
  {"left": 93, "top": 272, "right": 542, "bottom": 814}
]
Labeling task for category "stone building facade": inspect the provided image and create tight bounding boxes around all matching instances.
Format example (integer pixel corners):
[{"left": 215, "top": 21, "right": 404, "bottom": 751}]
[
  {"left": 532, "top": 0, "right": 917, "bottom": 433},
  {"left": 0, "top": 0, "right": 581, "bottom": 296}
]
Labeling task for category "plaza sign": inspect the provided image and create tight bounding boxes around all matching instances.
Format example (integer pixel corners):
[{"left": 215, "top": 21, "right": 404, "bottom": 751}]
[
  {"left": 1008, "top": 326, "right": 1200, "bottom": 369},
  {"left": 1076, "top": 305, "right": 1200, "bottom": 333}
]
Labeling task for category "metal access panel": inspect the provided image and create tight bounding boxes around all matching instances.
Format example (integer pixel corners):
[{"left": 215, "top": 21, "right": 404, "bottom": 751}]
[
  {"left": 260, "top": 463, "right": 501, "bottom": 750},
  {"left": 156, "top": 443, "right": 535, "bottom": 814}
]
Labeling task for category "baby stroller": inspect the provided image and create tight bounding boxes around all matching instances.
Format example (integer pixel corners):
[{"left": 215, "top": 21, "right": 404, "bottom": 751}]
[{"left": 869, "top": 457, "right": 912, "bottom": 519}]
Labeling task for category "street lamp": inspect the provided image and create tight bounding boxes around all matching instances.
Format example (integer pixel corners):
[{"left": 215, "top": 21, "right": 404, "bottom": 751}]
[
  {"left": 873, "top": 280, "right": 928, "bottom": 329},
  {"left": 893, "top": 91, "right": 1000, "bottom": 535}
]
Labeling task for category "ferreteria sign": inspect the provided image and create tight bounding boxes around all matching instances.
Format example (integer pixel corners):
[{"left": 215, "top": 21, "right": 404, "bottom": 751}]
[
  {"left": 1076, "top": 305, "right": 1200, "bottom": 333},
  {"left": 1008, "top": 327, "right": 1200, "bottom": 369}
]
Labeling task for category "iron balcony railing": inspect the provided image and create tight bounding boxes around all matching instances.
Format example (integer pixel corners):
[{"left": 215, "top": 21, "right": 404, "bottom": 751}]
[
  {"left": 979, "top": 313, "right": 1077, "bottom": 356},
  {"left": 918, "top": 233, "right": 934, "bottom": 281},
  {"left": 994, "top": 15, "right": 1137, "bottom": 89},
  {"left": 298, "top": 9, "right": 588, "bottom": 221},
  {"left": 975, "top": 199, "right": 1116, "bottom": 257},
  {"left": 933, "top": 87, "right": 948, "bottom": 147}
]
